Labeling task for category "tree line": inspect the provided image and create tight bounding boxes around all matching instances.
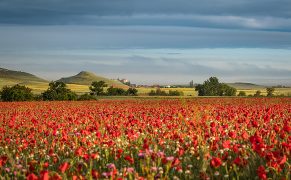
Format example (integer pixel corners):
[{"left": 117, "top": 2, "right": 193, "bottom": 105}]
[
  {"left": 195, "top": 77, "right": 279, "bottom": 97},
  {"left": 148, "top": 88, "right": 184, "bottom": 96},
  {"left": 0, "top": 81, "right": 138, "bottom": 102},
  {"left": 0, "top": 77, "right": 285, "bottom": 101}
]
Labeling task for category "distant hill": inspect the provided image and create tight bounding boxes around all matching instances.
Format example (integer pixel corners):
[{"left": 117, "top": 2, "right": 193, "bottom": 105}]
[
  {"left": 227, "top": 82, "right": 265, "bottom": 89},
  {"left": 57, "top": 71, "right": 128, "bottom": 88},
  {"left": 0, "top": 67, "right": 48, "bottom": 85}
]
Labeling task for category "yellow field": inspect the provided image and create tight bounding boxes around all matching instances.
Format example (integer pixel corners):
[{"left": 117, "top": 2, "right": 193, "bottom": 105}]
[
  {"left": 136, "top": 87, "right": 291, "bottom": 96},
  {"left": 238, "top": 88, "right": 291, "bottom": 96},
  {"left": 136, "top": 87, "right": 197, "bottom": 96},
  {"left": 0, "top": 81, "right": 90, "bottom": 95},
  {"left": 1, "top": 81, "right": 291, "bottom": 96}
]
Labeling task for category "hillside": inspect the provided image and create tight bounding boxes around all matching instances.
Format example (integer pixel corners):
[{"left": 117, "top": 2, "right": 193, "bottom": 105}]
[
  {"left": 57, "top": 71, "right": 128, "bottom": 88},
  {"left": 227, "top": 82, "right": 265, "bottom": 89},
  {"left": 0, "top": 67, "right": 48, "bottom": 86}
]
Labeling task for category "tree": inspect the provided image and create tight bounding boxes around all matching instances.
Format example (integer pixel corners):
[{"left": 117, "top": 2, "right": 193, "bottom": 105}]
[
  {"left": 148, "top": 90, "right": 156, "bottom": 96},
  {"left": 195, "top": 84, "right": 205, "bottom": 96},
  {"left": 78, "top": 93, "right": 97, "bottom": 101},
  {"left": 203, "top": 77, "right": 221, "bottom": 96},
  {"left": 169, "top": 90, "right": 184, "bottom": 96},
  {"left": 148, "top": 88, "right": 183, "bottom": 96},
  {"left": 219, "top": 83, "right": 237, "bottom": 96},
  {"left": 0, "top": 84, "right": 34, "bottom": 101},
  {"left": 155, "top": 88, "right": 167, "bottom": 96},
  {"left": 42, "top": 81, "right": 77, "bottom": 101},
  {"left": 106, "top": 86, "right": 126, "bottom": 96},
  {"left": 125, "top": 81, "right": 131, "bottom": 86},
  {"left": 254, "top": 90, "right": 261, "bottom": 97},
  {"left": 89, "top": 81, "right": 107, "bottom": 96},
  {"left": 266, "top": 87, "right": 275, "bottom": 97},
  {"left": 238, "top": 91, "right": 247, "bottom": 96},
  {"left": 148, "top": 88, "right": 167, "bottom": 96},
  {"left": 126, "top": 88, "right": 138, "bottom": 96},
  {"left": 195, "top": 77, "right": 237, "bottom": 96}
]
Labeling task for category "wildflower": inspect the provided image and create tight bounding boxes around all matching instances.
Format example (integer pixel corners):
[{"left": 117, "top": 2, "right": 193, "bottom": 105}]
[
  {"left": 40, "top": 170, "right": 49, "bottom": 180},
  {"left": 166, "top": 156, "right": 174, "bottom": 161},
  {"left": 138, "top": 152, "right": 145, "bottom": 159},
  {"left": 127, "top": 167, "right": 134, "bottom": 173},
  {"left": 107, "top": 163, "right": 116, "bottom": 170},
  {"left": 27, "top": 173, "right": 38, "bottom": 180},
  {"left": 151, "top": 167, "right": 158, "bottom": 172},
  {"left": 91, "top": 169, "right": 99, "bottom": 179},
  {"left": 124, "top": 155, "right": 134, "bottom": 164},
  {"left": 102, "top": 172, "right": 111, "bottom": 178},
  {"left": 211, "top": 157, "right": 222, "bottom": 168},
  {"left": 59, "top": 162, "right": 70, "bottom": 173},
  {"left": 257, "top": 166, "right": 267, "bottom": 180}
]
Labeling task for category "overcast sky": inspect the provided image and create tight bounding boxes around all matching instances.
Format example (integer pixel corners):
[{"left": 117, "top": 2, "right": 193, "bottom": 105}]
[{"left": 0, "top": 0, "right": 290, "bottom": 85}]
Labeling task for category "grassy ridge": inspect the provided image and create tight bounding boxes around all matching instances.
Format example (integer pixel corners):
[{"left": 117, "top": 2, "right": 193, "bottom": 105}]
[
  {"left": 57, "top": 71, "right": 128, "bottom": 88},
  {"left": 0, "top": 67, "right": 47, "bottom": 83}
]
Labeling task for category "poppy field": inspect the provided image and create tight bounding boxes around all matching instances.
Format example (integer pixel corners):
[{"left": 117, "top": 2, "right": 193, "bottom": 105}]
[{"left": 0, "top": 98, "right": 290, "bottom": 179}]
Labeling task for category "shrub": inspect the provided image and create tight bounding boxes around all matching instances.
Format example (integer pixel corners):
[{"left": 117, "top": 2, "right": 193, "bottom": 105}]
[
  {"left": 254, "top": 90, "right": 261, "bottom": 97},
  {"left": 107, "top": 86, "right": 126, "bottom": 96},
  {"left": 0, "top": 84, "right": 34, "bottom": 101},
  {"left": 266, "top": 87, "right": 275, "bottom": 97},
  {"left": 168, "top": 90, "right": 184, "bottom": 96},
  {"left": 238, "top": 91, "right": 247, "bottom": 96},
  {"left": 148, "top": 88, "right": 167, "bottom": 96},
  {"left": 78, "top": 93, "right": 97, "bottom": 101},
  {"left": 90, "top": 81, "right": 107, "bottom": 96},
  {"left": 126, "top": 88, "right": 138, "bottom": 96},
  {"left": 148, "top": 89, "right": 183, "bottom": 96}
]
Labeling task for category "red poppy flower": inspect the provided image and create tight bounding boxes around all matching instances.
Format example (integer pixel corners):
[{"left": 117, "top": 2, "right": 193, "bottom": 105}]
[
  {"left": 211, "top": 157, "right": 222, "bottom": 168},
  {"left": 257, "top": 166, "right": 267, "bottom": 180},
  {"left": 59, "top": 162, "right": 70, "bottom": 173}
]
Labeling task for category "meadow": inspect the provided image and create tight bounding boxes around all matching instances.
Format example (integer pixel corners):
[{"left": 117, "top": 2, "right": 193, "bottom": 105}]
[
  {"left": 2, "top": 80, "right": 291, "bottom": 97},
  {"left": 0, "top": 98, "right": 290, "bottom": 179},
  {"left": 135, "top": 87, "right": 291, "bottom": 97}
]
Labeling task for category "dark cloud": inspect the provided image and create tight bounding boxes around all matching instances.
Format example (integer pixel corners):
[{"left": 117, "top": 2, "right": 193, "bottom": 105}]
[
  {"left": 0, "top": 0, "right": 290, "bottom": 31},
  {"left": 0, "top": 26, "right": 290, "bottom": 50},
  {"left": 1, "top": 0, "right": 290, "bottom": 85}
]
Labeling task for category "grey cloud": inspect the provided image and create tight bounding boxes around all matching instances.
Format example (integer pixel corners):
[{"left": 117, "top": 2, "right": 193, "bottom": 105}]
[
  {"left": 74, "top": 15, "right": 291, "bottom": 31},
  {"left": 0, "top": 0, "right": 291, "bottom": 31},
  {"left": 0, "top": 26, "right": 290, "bottom": 50}
]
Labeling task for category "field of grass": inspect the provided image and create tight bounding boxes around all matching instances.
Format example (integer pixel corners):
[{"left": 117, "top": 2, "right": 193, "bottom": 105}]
[
  {"left": 0, "top": 81, "right": 90, "bottom": 94},
  {"left": 1, "top": 80, "right": 291, "bottom": 96},
  {"left": 136, "top": 87, "right": 197, "bottom": 96},
  {"left": 237, "top": 88, "right": 291, "bottom": 96},
  {"left": 137, "top": 87, "right": 291, "bottom": 96}
]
